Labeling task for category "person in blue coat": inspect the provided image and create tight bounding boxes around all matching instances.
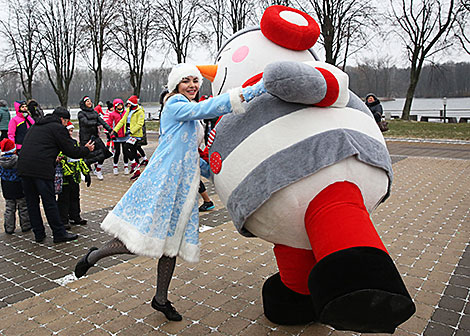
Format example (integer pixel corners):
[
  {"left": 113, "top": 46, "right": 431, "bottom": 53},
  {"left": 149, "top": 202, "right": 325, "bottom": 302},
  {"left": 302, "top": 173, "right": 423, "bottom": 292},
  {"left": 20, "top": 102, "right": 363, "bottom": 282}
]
[{"left": 74, "top": 63, "right": 266, "bottom": 321}]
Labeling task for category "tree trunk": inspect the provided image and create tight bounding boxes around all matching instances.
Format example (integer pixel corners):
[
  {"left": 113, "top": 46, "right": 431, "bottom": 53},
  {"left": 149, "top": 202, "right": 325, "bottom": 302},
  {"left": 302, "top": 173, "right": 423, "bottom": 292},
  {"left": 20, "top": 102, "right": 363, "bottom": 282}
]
[
  {"left": 59, "top": 91, "right": 68, "bottom": 108},
  {"left": 402, "top": 60, "right": 421, "bottom": 120},
  {"left": 94, "top": 67, "right": 102, "bottom": 105},
  {"left": 401, "top": 76, "right": 419, "bottom": 120}
]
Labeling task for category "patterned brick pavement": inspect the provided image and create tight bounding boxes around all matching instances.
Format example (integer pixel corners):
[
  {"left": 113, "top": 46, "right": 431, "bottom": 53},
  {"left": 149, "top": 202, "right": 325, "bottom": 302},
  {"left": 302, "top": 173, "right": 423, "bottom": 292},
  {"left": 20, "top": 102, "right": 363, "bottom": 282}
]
[{"left": 0, "top": 137, "right": 468, "bottom": 335}]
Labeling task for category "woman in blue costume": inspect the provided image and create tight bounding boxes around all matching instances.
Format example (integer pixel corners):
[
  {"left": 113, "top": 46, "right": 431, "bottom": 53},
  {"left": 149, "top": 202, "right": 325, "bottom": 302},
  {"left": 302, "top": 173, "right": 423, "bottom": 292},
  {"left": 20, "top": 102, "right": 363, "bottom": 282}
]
[{"left": 74, "top": 63, "right": 266, "bottom": 321}]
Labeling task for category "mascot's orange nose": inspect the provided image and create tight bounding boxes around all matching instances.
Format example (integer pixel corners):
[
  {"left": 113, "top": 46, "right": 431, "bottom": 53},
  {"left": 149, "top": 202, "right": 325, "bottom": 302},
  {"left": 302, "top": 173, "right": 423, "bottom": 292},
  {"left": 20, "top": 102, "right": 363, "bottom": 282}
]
[{"left": 197, "top": 65, "right": 218, "bottom": 82}]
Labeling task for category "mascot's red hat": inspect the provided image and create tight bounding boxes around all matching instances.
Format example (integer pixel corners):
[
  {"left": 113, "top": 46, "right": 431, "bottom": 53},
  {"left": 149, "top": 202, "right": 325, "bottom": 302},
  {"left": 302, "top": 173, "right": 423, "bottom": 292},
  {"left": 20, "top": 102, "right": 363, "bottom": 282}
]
[{"left": 260, "top": 5, "right": 320, "bottom": 51}]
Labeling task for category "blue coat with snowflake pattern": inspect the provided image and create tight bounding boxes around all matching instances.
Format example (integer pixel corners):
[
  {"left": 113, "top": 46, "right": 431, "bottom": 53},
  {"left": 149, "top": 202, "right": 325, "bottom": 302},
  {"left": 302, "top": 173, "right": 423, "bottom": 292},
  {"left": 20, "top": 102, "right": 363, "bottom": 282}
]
[{"left": 100, "top": 91, "right": 242, "bottom": 262}]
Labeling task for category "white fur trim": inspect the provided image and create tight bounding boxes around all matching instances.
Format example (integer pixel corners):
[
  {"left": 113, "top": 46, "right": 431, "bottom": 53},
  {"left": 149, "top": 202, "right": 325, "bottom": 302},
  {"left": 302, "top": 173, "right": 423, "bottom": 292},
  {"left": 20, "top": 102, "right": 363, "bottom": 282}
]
[
  {"left": 167, "top": 63, "right": 203, "bottom": 92},
  {"left": 228, "top": 87, "right": 244, "bottom": 114},
  {"left": 160, "top": 161, "right": 201, "bottom": 262},
  {"left": 101, "top": 163, "right": 201, "bottom": 263}
]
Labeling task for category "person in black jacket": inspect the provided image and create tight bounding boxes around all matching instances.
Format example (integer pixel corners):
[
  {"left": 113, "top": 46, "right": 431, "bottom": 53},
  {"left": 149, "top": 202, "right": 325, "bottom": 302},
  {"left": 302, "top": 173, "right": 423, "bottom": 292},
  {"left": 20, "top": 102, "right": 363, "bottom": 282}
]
[
  {"left": 365, "top": 93, "right": 384, "bottom": 123},
  {"left": 77, "top": 96, "right": 113, "bottom": 180},
  {"left": 27, "top": 99, "right": 44, "bottom": 122},
  {"left": 18, "top": 107, "right": 95, "bottom": 243}
]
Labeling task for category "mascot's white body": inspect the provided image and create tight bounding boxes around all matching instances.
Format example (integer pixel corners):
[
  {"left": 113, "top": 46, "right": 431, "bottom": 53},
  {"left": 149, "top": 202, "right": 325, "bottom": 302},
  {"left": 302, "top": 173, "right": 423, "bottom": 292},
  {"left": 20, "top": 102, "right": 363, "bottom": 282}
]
[{"left": 198, "top": 6, "right": 415, "bottom": 333}]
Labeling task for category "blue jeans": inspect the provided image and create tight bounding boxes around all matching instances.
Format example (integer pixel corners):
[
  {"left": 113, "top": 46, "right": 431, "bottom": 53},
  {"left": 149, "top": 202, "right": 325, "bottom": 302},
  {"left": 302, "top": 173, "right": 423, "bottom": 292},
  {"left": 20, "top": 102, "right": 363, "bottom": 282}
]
[{"left": 21, "top": 176, "right": 67, "bottom": 239}]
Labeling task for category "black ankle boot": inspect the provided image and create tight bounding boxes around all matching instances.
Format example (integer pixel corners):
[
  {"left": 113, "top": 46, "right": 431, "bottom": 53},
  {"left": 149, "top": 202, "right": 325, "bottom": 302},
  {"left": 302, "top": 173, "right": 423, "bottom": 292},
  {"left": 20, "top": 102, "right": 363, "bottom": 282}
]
[
  {"left": 151, "top": 297, "right": 182, "bottom": 321},
  {"left": 74, "top": 247, "right": 98, "bottom": 278}
]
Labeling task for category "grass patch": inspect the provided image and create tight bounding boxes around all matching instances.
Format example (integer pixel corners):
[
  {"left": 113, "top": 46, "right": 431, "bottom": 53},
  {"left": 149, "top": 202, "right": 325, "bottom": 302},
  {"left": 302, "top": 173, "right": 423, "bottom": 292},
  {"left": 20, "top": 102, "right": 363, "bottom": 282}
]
[{"left": 385, "top": 120, "right": 470, "bottom": 140}]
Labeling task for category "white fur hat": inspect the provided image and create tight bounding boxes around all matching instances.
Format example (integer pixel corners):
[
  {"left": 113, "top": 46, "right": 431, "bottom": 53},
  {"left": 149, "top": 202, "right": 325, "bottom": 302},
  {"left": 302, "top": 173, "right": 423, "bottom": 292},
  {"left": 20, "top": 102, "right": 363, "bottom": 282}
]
[{"left": 167, "top": 63, "right": 202, "bottom": 92}]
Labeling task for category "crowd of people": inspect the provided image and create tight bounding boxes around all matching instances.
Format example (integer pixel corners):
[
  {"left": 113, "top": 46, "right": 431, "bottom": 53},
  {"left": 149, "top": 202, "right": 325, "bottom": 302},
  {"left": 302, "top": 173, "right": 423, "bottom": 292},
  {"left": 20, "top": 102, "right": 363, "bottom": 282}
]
[
  {"left": 0, "top": 92, "right": 218, "bottom": 242},
  {"left": 0, "top": 61, "right": 392, "bottom": 324}
]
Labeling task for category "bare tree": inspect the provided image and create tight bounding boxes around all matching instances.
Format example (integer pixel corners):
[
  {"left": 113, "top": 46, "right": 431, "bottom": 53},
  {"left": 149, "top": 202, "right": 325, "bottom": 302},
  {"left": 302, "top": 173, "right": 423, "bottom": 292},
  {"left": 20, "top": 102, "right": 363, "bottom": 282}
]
[
  {"left": 357, "top": 55, "right": 396, "bottom": 98},
  {"left": 228, "top": 0, "right": 256, "bottom": 33},
  {"left": 455, "top": 0, "right": 470, "bottom": 53},
  {"left": 0, "top": 0, "right": 41, "bottom": 100},
  {"left": 295, "top": 0, "right": 379, "bottom": 70},
  {"left": 79, "top": 0, "right": 118, "bottom": 104},
  {"left": 109, "top": 0, "right": 158, "bottom": 96},
  {"left": 156, "top": 0, "right": 202, "bottom": 63},
  {"left": 37, "top": 0, "right": 81, "bottom": 107},
  {"left": 200, "top": 0, "right": 227, "bottom": 52},
  {"left": 390, "top": 0, "right": 466, "bottom": 120}
]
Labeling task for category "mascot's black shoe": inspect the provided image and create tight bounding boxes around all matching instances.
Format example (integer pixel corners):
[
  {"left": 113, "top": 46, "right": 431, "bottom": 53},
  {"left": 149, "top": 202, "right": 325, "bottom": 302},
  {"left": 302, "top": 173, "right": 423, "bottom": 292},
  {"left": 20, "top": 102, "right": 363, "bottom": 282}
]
[
  {"left": 262, "top": 272, "right": 316, "bottom": 325},
  {"left": 308, "top": 247, "right": 416, "bottom": 333}
]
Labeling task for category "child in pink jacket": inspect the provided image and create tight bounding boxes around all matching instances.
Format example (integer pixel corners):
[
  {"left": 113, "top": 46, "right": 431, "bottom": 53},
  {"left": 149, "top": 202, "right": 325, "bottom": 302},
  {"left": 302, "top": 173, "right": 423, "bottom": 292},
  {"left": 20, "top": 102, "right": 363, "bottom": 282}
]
[
  {"left": 8, "top": 101, "right": 35, "bottom": 151},
  {"left": 107, "top": 99, "right": 129, "bottom": 175}
]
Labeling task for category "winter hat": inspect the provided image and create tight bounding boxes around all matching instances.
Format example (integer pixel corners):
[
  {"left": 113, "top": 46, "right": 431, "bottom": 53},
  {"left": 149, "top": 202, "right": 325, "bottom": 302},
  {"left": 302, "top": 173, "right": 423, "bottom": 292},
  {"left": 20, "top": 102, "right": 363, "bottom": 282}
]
[
  {"left": 66, "top": 121, "right": 74, "bottom": 130},
  {"left": 94, "top": 105, "right": 103, "bottom": 115},
  {"left": 0, "top": 139, "right": 16, "bottom": 154},
  {"left": 127, "top": 95, "right": 139, "bottom": 106},
  {"left": 52, "top": 106, "right": 71, "bottom": 120},
  {"left": 113, "top": 98, "right": 124, "bottom": 110},
  {"left": 82, "top": 96, "right": 91, "bottom": 103},
  {"left": 167, "top": 63, "right": 202, "bottom": 92},
  {"left": 106, "top": 101, "right": 113, "bottom": 109},
  {"left": 0, "top": 100, "right": 7, "bottom": 107}
]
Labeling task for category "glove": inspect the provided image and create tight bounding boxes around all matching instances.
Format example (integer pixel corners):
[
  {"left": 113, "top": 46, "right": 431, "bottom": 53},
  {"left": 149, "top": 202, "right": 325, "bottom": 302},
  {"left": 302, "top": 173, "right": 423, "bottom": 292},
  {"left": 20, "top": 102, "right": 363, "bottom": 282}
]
[
  {"left": 241, "top": 79, "right": 267, "bottom": 103},
  {"left": 84, "top": 174, "right": 91, "bottom": 187}
]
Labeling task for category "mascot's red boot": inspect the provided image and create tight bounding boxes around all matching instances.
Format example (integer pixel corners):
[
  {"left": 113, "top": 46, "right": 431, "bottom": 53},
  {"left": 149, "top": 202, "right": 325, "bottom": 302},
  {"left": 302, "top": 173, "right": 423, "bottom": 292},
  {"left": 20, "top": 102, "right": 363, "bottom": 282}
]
[{"left": 264, "top": 181, "right": 415, "bottom": 333}]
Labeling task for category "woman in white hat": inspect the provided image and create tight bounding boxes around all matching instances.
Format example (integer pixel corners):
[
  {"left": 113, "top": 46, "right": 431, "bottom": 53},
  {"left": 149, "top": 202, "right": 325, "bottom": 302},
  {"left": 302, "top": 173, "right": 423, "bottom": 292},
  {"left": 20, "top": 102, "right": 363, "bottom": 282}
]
[{"left": 74, "top": 63, "right": 266, "bottom": 321}]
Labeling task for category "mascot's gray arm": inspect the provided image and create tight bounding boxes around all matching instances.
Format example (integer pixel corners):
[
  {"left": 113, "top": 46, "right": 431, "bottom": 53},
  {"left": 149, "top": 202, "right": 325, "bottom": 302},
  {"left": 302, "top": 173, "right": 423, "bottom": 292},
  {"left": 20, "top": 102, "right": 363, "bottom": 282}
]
[{"left": 263, "top": 61, "right": 327, "bottom": 105}]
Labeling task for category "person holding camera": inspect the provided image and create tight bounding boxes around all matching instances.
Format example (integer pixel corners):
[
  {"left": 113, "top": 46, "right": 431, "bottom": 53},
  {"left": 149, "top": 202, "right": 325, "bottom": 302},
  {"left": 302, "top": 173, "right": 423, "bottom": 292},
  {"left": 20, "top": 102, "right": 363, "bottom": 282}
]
[
  {"left": 17, "top": 107, "right": 95, "bottom": 243},
  {"left": 78, "top": 96, "right": 113, "bottom": 180}
]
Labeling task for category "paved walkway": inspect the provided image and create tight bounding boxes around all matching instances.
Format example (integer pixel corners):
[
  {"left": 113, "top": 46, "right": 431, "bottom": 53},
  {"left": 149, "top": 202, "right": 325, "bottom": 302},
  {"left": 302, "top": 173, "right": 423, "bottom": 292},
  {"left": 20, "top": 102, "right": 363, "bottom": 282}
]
[{"left": 0, "top": 136, "right": 469, "bottom": 335}]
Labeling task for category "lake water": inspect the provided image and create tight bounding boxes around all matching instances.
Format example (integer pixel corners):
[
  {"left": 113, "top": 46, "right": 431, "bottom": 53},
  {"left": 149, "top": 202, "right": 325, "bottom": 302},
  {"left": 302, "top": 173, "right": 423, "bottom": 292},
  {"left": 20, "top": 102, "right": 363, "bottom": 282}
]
[
  {"left": 14, "top": 97, "right": 470, "bottom": 121},
  {"left": 381, "top": 97, "right": 470, "bottom": 120}
]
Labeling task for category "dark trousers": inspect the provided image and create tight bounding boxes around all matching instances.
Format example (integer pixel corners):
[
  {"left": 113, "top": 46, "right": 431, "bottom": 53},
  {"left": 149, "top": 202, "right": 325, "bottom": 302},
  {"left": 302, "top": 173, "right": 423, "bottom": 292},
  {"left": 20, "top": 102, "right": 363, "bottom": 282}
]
[
  {"left": 21, "top": 176, "right": 67, "bottom": 239},
  {"left": 137, "top": 145, "right": 145, "bottom": 158},
  {"left": 113, "top": 142, "right": 128, "bottom": 165},
  {"left": 57, "top": 181, "right": 81, "bottom": 225},
  {"left": 124, "top": 143, "right": 139, "bottom": 163}
]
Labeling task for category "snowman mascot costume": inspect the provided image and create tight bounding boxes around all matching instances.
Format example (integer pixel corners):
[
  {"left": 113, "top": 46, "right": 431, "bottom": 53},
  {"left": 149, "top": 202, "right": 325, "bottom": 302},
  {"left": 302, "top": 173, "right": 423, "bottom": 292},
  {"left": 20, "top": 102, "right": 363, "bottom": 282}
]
[{"left": 197, "top": 5, "right": 415, "bottom": 333}]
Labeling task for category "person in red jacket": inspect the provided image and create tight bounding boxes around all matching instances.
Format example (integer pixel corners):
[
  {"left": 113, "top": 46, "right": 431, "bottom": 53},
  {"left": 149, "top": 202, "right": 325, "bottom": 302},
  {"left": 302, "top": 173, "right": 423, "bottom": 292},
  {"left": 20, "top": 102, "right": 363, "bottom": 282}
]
[{"left": 107, "top": 99, "right": 129, "bottom": 175}]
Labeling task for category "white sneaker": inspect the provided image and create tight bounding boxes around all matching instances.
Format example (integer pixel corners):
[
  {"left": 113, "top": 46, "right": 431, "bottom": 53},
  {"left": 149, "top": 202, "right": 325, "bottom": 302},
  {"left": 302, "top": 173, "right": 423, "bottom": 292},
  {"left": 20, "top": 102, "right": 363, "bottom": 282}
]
[
  {"left": 96, "top": 171, "right": 103, "bottom": 180},
  {"left": 124, "top": 167, "right": 129, "bottom": 175},
  {"left": 113, "top": 168, "right": 118, "bottom": 175}
]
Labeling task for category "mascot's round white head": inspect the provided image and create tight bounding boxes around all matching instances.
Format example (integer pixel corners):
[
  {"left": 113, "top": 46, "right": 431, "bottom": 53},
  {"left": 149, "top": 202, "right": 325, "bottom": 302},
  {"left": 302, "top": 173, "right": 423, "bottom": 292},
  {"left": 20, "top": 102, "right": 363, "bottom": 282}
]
[{"left": 199, "top": 6, "right": 321, "bottom": 96}]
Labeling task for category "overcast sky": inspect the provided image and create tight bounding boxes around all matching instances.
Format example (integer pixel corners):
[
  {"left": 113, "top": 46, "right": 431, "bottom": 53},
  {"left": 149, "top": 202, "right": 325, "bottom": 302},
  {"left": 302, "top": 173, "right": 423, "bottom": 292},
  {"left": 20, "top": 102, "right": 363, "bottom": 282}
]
[{"left": 0, "top": 3, "right": 468, "bottom": 70}]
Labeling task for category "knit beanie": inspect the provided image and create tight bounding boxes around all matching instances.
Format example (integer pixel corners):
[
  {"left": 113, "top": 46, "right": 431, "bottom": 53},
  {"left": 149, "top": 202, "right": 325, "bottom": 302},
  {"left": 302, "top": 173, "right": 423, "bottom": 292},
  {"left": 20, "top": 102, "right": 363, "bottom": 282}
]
[
  {"left": 127, "top": 95, "right": 139, "bottom": 107},
  {"left": 0, "top": 139, "right": 16, "bottom": 154},
  {"left": 52, "top": 106, "right": 71, "bottom": 119},
  {"left": 167, "top": 63, "right": 202, "bottom": 92}
]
